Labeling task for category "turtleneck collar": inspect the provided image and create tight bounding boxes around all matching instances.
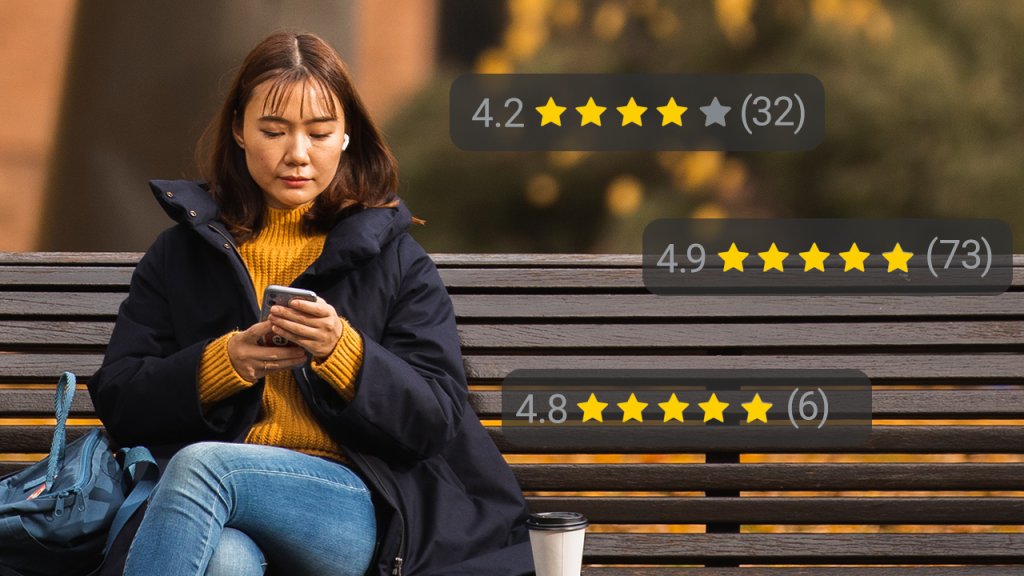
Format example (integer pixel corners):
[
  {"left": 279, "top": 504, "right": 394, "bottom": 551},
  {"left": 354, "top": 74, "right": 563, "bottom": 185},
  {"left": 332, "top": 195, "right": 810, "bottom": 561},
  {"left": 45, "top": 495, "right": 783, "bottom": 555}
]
[{"left": 262, "top": 202, "right": 317, "bottom": 238}]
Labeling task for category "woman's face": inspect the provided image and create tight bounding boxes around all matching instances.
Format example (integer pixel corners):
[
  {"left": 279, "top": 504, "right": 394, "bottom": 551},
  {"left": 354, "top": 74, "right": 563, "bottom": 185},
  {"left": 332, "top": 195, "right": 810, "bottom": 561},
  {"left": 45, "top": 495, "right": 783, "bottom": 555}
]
[{"left": 232, "top": 79, "right": 346, "bottom": 210}]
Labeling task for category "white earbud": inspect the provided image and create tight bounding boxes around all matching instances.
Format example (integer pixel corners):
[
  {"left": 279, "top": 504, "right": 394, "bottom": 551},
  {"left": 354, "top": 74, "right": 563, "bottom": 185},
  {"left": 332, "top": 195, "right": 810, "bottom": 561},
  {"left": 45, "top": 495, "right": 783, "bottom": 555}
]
[{"left": 342, "top": 133, "right": 350, "bottom": 151}]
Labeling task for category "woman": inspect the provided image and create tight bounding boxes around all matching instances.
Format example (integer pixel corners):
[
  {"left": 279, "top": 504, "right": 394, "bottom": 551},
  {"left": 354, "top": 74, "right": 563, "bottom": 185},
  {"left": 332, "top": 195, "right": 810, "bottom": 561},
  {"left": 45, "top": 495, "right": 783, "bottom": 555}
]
[{"left": 87, "top": 31, "right": 534, "bottom": 576}]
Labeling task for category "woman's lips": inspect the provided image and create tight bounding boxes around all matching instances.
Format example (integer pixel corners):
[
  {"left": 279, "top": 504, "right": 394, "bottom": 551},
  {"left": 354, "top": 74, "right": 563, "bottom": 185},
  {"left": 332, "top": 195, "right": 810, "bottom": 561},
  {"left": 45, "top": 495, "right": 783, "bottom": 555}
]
[{"left": 281, "top": 177, "right": 309, "bottom": 187}]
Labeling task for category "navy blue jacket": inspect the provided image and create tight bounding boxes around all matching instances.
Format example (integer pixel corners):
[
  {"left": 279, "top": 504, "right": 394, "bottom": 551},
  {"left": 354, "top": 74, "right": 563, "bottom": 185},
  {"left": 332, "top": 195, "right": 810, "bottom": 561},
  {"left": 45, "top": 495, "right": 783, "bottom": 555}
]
[{"left": 87, "top": 179, "right": 535, "bottom": 576}]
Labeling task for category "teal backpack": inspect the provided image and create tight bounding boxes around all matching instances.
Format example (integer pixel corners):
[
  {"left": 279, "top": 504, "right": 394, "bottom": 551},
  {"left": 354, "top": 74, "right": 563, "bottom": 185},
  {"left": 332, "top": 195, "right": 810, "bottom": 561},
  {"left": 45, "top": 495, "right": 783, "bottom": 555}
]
[{"left": 0, "top": 372, "right": 158, "bottom": 576}]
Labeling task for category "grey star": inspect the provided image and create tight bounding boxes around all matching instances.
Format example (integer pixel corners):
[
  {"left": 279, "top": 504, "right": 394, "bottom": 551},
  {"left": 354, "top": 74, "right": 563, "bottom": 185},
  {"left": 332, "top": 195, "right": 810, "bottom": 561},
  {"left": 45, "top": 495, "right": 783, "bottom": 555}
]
[{"left": 700, "top": 97, "right": 731, "bottom": 127}]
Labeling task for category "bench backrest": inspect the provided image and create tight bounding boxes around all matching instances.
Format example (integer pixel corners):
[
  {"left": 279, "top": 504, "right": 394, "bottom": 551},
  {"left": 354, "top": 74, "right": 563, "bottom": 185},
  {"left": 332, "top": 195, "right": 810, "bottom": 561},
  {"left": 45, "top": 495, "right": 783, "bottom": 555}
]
[{"left": 2, "top": 252, "right": 1023, "bottom": 567}]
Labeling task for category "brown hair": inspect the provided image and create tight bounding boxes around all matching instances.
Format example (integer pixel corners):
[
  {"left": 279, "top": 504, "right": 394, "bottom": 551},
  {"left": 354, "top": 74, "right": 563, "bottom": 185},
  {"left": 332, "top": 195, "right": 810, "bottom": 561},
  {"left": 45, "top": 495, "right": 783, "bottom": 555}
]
[{"left": 195, "top": 31, "right": 421, "bottom": 244}]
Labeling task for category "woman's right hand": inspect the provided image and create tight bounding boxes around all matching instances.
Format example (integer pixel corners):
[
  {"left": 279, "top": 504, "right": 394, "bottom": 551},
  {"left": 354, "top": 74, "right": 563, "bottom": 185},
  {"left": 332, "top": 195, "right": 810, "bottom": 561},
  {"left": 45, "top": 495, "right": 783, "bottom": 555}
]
[{"left": 226, "top": 320, "right": 309, "bottom": 382}]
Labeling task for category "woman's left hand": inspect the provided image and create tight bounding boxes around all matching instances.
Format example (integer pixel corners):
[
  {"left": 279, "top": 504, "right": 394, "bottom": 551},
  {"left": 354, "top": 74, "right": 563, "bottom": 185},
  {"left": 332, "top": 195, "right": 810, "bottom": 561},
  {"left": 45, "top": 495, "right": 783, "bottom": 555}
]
[{"left": 267, "top": 297, "right": 344, "bottom": 361}]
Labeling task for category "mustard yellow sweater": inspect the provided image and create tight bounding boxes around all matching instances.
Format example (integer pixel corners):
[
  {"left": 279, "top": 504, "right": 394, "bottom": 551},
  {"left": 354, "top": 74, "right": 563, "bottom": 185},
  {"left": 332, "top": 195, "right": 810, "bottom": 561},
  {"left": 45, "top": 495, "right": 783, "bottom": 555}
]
[{"left": 196, "top": 203, "right": 363, "bottom": 466}]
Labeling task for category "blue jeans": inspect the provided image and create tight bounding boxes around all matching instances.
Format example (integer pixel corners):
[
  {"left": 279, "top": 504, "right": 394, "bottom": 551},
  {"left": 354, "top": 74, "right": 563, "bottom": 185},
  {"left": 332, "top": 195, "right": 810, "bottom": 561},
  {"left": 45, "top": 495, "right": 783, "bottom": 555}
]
[{"left": 122, "top": 442, "right": 377, "bottom": 576}]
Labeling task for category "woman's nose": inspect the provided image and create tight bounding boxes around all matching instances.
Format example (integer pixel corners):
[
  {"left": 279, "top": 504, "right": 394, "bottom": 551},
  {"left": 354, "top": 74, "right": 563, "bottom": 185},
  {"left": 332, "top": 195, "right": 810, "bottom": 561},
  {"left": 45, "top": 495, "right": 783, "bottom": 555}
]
[{"left": 284, "top": 134, "right": 311, "bottom": 165}]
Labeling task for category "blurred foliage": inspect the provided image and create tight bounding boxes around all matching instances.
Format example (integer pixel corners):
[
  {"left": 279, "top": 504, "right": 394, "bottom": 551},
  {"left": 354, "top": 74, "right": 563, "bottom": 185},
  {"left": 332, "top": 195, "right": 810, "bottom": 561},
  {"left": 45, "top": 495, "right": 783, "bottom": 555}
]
[{"left": 386, "top": 0, "right": 1024, "bottom": 253}]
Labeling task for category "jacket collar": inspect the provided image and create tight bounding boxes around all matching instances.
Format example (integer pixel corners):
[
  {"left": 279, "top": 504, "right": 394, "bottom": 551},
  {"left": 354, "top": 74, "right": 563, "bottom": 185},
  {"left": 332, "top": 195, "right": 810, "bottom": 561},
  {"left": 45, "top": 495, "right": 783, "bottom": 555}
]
[{"left": 148, "top": 179, "right": 412, "bottom": 277}]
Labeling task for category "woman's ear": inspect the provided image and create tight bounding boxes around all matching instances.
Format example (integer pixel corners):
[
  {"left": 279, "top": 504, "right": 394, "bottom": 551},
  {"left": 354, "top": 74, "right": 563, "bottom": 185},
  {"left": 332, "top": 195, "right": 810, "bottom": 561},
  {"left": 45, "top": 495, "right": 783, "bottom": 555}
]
[{"left": 232, "top": 111, "right": 245, "bottom": 150}]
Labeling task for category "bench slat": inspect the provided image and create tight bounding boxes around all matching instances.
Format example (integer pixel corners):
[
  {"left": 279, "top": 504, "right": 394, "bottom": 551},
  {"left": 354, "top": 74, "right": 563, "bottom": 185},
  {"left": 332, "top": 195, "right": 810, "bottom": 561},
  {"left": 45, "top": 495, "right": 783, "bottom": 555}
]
[
  {"left": 576, "top": 533, "right": 1024, "bottom": 564},
  {"left": 451, "top": 293, "right": 1024, "bottom": 318},
  {"left": 3, "top": 252, "right": 1024, "bottom": 267},
  {"left": 3, "top": 321, "right": 1021, "bottom": 348},
  {"left": 4, "top": 266, "right": 1020, "bottom": 290},
  {"left": 485, "top": 426, "right": 1024, "bottom": 454},
  {"left": 510, "top": 463, "right": 1024, "bottom": 491},
  {"left": 581, "top": 565, "right": 1024, "bottom": 569},
  {"left": 1, "top": 461, "right": 1022, "bottom": 492},
  {"left": 463, "top": 355, "right": 1024, "bottom": 380},
  {"left": 0, "top": 354, "right": 103, "bottom": 379},
  {"left": 526, "top": 496, "right": 1024, "bottom": 524},
  {"left": 5, "top": 389, "right": 1024, "bottom": 419},
  {"left": 5, "top": 426, "right": 1024, "bottom": 454},
  {"left": 3, "top": 292, "right": 1022, "bottom": 319},
  {"left": 0, "top": 292, "right": 126, "bottom": 316},
  {"left": 0, "top": 267, "right": 134, "bottom": 287},
  {"left": 457, "top": 322, "right": 1024, "bottom": 349}
]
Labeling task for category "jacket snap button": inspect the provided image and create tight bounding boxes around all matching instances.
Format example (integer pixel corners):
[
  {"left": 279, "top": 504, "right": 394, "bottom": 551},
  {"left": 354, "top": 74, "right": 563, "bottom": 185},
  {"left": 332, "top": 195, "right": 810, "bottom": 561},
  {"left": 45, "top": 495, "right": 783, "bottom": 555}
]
[
  {"left": 189, "top": 210, "right": 197, "bottom": 217},
  {"left": 223, "top": 243, "right": 230, "bottom": 249},
  {"left": 166, "top": 191, "right": 173, "bottom": 197}
]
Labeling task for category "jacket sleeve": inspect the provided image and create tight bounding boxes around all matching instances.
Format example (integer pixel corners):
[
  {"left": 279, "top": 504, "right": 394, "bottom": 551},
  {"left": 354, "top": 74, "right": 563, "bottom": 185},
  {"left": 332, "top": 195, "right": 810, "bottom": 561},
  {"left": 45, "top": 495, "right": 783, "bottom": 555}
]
[
  {"left": 310, "top": 237, "right": 468, "bottom": 462},
  {"left": 87, "top": 231, "right": 251, "bottom": 448}
]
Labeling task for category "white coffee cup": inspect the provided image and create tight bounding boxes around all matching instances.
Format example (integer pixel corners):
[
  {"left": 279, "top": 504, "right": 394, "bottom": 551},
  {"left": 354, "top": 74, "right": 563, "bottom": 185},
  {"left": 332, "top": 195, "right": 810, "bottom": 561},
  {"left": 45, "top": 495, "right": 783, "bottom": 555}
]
[{"left": 527, "top": 512, "right": 589, "bottom": 576}]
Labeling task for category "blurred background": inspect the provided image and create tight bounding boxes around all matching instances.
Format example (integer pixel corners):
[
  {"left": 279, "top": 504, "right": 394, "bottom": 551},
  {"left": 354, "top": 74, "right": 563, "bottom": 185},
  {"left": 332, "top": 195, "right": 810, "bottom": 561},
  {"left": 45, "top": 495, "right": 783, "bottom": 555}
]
[{"left": 1, "top": 0, "right": 1022, "bottom": 253}]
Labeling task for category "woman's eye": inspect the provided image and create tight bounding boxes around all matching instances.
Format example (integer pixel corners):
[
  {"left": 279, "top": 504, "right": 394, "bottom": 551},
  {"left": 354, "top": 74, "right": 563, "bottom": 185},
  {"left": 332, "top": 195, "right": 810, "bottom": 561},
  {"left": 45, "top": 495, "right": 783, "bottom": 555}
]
[
  {"left": 311, "top": 133, "right": 331, "bottom": 139},
  {"left": 261, "top": 130, "right": 283, "bottom": 137}
]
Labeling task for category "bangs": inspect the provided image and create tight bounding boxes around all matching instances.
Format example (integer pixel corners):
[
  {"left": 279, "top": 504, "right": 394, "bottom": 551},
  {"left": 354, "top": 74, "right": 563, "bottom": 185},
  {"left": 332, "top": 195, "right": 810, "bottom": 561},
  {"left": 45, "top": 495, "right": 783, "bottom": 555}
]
[{"left": 258, "top": 72, "right": 339, "bottom": 120}]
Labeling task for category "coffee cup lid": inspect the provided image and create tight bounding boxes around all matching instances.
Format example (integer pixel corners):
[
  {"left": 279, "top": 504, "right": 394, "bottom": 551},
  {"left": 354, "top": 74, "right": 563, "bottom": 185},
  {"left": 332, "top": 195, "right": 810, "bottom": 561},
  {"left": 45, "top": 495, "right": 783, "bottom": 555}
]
[{"left": 526, "top": 512, "right": 589, "bottom": 531}]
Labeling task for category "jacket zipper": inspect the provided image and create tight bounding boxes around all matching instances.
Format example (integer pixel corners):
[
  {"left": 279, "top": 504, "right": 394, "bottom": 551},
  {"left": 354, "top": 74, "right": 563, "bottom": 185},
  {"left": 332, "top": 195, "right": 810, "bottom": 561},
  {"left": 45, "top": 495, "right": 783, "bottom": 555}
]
[{"left": 300, "top": 366, "right": 406, "bottom": 576}]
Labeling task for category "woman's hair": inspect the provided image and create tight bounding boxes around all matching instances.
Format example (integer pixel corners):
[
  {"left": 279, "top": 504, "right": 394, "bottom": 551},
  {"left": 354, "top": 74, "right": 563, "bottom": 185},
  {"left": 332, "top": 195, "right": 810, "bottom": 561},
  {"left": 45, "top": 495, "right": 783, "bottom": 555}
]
[{"left": 196, "top": 31, "right": 421, "bottom": 244}]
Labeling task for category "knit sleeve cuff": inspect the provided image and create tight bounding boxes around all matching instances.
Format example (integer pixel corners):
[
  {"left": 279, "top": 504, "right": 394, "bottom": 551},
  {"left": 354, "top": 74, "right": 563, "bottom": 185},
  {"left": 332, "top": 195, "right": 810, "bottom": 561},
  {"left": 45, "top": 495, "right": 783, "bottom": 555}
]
[
  {"left": 198, "top": 331, "right": 254, "bottom": 406},
  {"left": 311, "top": 317, "right": 363, "bottom": 403}
]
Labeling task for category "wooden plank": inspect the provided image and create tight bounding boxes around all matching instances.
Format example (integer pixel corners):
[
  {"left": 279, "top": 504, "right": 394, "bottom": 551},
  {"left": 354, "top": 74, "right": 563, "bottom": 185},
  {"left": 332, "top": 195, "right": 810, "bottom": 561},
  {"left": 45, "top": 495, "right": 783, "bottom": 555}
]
[
  {"left": 458, "top": 322, "right": 1024, "bottom": 349},
  {"left": 468, "top": 390, "right": 1024, "bottom": 420},
  {"left": 2, "top": 252, "right": 1023, "bottom": 267},
  {"left": 2, "top": 263, "right": 1021, "bottom": 290},
  {"left": 0, "top": 267, "right": 134, "bottom": 287},
  {"left": 574, "top": 533, "right": 1024, "bottom": 564},
  {"left": 5, "top": 425, "right": 1024, "bottom": 455},
  {"left": 0, "top": 292, "right": 126, "bottom": 316},
  {"left": 526, "top": 496, "right": 1024, "bottom": 524},
  {"left": 485, "top": 426, "right": 1024, "bottom": 454},
  {"left": 0, "top": 353, "right": 1019, "bottom": 383},
  {"left": 510, "top": 463, "right": 1024, "bottom": 491},
  {"left": 0, "top": 354, "right": 104, "bottom": 379},
  {"left": 0, "top": 321, "right": 113, "bottom": 346},
  {"left": 429, "top": 254, "right": 643, "bottom": 267},
  {"left": 464, "top": 355, "right": 1024, "bottom": 381},
  {"left": 5, "top": 388, "right": 1022, "bottom": 419},
  {"left": 2, "top": 320, "right": 1022, "bottom": 349},
  {"left": 0, "top": 388, "right": 95, "bottom": 416},
  {"left": 450, "top": 293, "right": 1024, "bottom": 319},
  {"left": 0, "top": 252, "right": 143, "bottom": 265},
  {"left": 0, "top": 292, "right": 1020, "bottom": 319},
  {"left": 355, "top": 567, "right": 994, "bottom": 576}
]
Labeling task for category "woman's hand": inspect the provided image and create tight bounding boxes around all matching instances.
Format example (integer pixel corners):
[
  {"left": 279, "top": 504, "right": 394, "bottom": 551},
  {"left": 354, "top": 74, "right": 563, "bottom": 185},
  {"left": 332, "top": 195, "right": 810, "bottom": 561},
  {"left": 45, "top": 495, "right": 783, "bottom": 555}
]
[
  {"left": 226, "top": 320, "right": 309, "bottom": 382},
  {"left": 267, "top": 297, "right": 344, "bottom": 361}
]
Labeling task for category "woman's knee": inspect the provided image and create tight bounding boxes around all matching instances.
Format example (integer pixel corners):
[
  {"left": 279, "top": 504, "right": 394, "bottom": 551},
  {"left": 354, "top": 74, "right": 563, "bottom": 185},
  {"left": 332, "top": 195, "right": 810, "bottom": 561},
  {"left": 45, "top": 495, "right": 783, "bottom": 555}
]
[{"left": 205, "top": 528, "right": 266, "bottom": 576}]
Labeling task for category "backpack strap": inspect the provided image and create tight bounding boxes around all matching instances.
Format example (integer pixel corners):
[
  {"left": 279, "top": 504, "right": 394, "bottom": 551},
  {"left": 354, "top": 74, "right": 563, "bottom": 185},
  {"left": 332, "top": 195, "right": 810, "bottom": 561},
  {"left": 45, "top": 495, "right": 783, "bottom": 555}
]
[{"left": 105, "top": 446, "right": 159, "bottom": 556}]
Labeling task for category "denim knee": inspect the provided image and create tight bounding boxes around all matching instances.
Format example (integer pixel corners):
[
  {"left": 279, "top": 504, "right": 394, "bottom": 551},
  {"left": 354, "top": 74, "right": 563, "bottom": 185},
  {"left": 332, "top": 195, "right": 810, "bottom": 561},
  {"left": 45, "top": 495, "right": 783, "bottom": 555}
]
[{"left": 205, "top": 528, "right": 266, "bottom": 576}]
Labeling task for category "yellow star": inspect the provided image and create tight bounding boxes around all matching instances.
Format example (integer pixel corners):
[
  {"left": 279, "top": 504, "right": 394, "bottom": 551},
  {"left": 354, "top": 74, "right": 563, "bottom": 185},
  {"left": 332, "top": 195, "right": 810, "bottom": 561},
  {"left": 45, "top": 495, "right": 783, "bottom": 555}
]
[
  {"left": 577, "top": 393, "right": 608, "bottom": 423},
  {"left": 658, "top": 393, "right": 689, "bottom": 422},
  {"left": 758, "top": 243, "right": 789, "bottom": 272},
  {"left": 656, "top": 97, "right": 687, "bottom": 126},
  {"left": 799, "top": 243, "right": 830, "bottom": 272},
  {"left": 536, "top": 97, "right": 567, "bottom": 126},
  {"left": 839, "top": 243, "right": 870, "bottom": 272},
  {"left": 699, "top": 393, "right": 729, "bottom": 423},
  {"left": 883, "top": 243, "right": 914, "bottom": 273},
  {"left": 576, "top": 97, "right": 606, "bottom": 127},
  {"left": 719, "top": 243, "right": 748, "bottom": 272},
  {"left": 618, "top": 393, "right": 648, "bottom": 423},
  {"left": 741, "top": 393, "right": 773, "bottom": 424},
  {"left": 617, "top": 97, "right": 647, "bottom": 126}
]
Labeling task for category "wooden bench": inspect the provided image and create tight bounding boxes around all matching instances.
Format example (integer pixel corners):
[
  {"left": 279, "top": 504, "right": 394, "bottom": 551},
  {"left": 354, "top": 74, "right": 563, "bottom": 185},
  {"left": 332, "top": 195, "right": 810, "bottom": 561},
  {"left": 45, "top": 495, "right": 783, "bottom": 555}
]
[{"left": 2, "top": 252, "right": 1023, "bottom": 574}]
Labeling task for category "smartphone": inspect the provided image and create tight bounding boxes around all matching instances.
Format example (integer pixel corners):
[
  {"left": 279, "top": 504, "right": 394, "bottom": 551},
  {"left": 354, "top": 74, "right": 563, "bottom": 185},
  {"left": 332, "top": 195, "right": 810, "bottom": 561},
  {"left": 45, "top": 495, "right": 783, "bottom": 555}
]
[{"left": 258, "top": 285, "right": 318, "bottom": 347}]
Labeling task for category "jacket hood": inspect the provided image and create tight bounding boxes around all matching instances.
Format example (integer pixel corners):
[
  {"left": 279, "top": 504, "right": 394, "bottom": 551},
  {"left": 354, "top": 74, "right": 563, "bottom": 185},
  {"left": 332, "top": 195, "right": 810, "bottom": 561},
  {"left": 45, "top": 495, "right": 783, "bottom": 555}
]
[{"left": 149, "top": 179, "right": 413, "bottom": 277}]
